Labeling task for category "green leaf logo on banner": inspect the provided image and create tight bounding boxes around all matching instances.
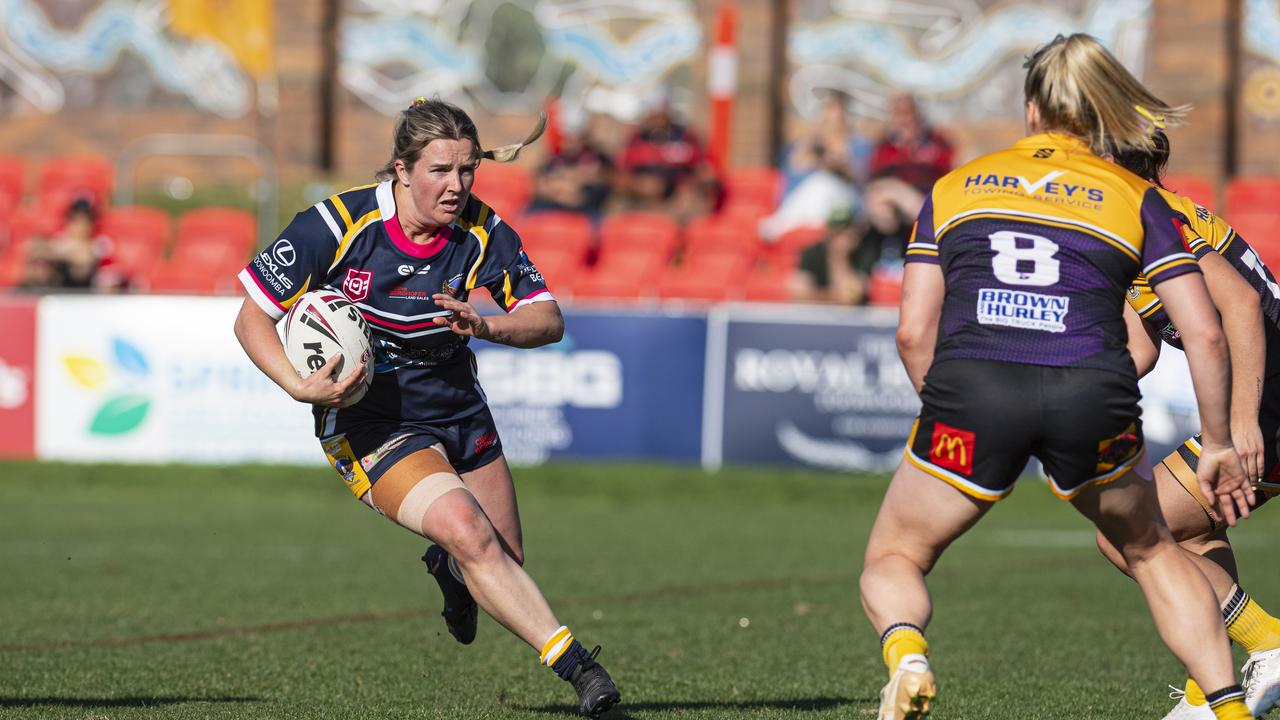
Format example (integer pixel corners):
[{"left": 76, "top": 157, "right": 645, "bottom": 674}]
[{"left": 89, "top": 394, "right": 151, "bottom": 435}]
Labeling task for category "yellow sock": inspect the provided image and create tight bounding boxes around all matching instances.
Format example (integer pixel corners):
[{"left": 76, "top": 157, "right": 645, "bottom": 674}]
[
  {"left": 1206, "top": 686, "right": 1250, "bottom": 720},
  {"left": 880, "top": 623, "right": 928, "bottom": 676},
  {"left": 1223, "top": 585, "right": 1280, "bottom": 654},
  {"left": 1184, "top": 677, "right": 1207, "bottom": 706}
]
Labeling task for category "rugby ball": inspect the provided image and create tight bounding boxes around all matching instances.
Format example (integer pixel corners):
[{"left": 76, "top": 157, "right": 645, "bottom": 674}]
[{"left": 282, "top": 290, "right": 373, "bottom": 407}]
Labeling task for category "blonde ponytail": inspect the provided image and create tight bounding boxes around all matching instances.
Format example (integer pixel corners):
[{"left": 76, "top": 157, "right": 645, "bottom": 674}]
[
  {"left": 1023, "top": 34, "right": 1189, "bottom": 155},
  {"left": 482, "top": 112, "right": 547, "bottom": 163}
]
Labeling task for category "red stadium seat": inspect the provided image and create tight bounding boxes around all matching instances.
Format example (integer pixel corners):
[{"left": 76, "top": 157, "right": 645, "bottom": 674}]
[
  {"left": 110, "top": 239, "right": 162, "bottom": 288},
  {"left": 867, "top": 271, "right": 904, "bottom": 307},
  {"left": 176, "top": 207, "right": 257, "bottom": 260},
  {"left": 101, "top": 206, "right": 170, "bottom": 251},
  {"left": 37, "top": 155, "right": 113, "bottom": 211},
  {"left": 765, "top": 226, "right": 824, "bottom": 265},
  {"left": 598, "top": 212, "right": 680, "bottom": 259},
  {"left": 525, "top": 245, "right": 585, "bottom": 296},
  {"left": 656, "top": 249, "right": 752, "bottom": 301},
  {"left": 568, "top": 247, "right": 666, "bottom": 301},
  {"left": 517, "top": 211, "right": 594, "bottom": 260},
  {"left": 682, "top": 214, "right": 761, "bottom": 261},
  {"left": 1161, "top": 173, "right": 1216, "bottom": 210},
  {"left": 0, "top": 156, "right": 26, "bottom": 210},
  {"left": 723, "top": 166, "right": 781, "bottom": 215},
  {"left": 472, "top": 164, "right": 533, "bottom": 220},
  {"left": 146, "top": 241, "right": 246, "bottom": 294},
  {"left": 742, "top": 263, "right": 794, "bottom": 302},
  {"left": 1, "top": 206, "right": 57, "bottom": 250},
  {"left": 1226, "top": 176, "right": 1280, "bottom": 217},
  {"left": 1229, "top": 211, "right": 1280, "bottom": 268}
]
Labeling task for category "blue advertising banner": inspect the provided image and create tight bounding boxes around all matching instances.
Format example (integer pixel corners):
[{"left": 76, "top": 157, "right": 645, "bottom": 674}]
[
  {"left": 704, "top": 305, "right": 921, "bottom": 471},
  {"left": 474, "top": 309, "right": 707, "bottom": 465}
]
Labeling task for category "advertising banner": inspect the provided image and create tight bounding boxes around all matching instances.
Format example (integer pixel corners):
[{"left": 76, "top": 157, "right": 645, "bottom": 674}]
[
  {"left": 705, "top": 305, "right": 920, "bottom": 471},
  {"left": 0, "top": 296, "right": 37, "bottom": 458},
  {"left": 476, "top": 309, "right": 706, "bottom": 465},
  {"left": 37, "top": 296, "right": 320, "bottom": 465}
]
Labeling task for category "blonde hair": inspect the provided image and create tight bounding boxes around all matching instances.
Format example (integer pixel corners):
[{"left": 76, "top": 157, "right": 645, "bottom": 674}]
[
  {"left": 1023, "top": 34, "right": 1188, "bottom": 155},
  {"left": 376, "top": 97, "right": 546, "bottom": 180}
]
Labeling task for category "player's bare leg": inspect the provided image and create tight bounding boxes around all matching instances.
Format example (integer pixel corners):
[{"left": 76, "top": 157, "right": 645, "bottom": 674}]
[
  {"left": 1097, "top": 460, "right": 1280, "bottom": 716},
  {"left": 371, "top": 448, "right": 619, "bottom": 716},
  {"left": 860, "top": 459, "right": 994, "bottom": 719},
  {"left": 462, "top": 455, "right": 525, "bottom": 564},
  {"left": 1072, "top": 462, "right": 1247, "bottom": 717}
]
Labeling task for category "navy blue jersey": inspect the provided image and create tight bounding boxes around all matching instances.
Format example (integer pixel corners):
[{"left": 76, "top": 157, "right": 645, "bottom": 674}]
[{"left": 239, "top": 181, "right": 555, "bottom": 432}]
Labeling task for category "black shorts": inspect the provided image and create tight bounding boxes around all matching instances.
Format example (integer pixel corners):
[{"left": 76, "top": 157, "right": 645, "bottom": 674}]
[
  {"left": 318, "top": 407, "right": 503, "bottom": 499},
  {"left": 906, "top": 359, "right": 1144, "bottom": 501}
]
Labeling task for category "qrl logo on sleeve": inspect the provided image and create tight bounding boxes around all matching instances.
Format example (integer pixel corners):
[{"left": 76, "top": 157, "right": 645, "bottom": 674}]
[
  {"left": 930, "top": 422, "right": 976, "bottom": 476},
  {"left": 342, "top": 269, "right": 373, "bottom": 301}
]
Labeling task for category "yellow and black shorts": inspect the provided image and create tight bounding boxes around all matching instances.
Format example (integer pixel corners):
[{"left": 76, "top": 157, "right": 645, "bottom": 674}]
[{"left": 906, "top": 359, "right": 1145, "bottom": 502}]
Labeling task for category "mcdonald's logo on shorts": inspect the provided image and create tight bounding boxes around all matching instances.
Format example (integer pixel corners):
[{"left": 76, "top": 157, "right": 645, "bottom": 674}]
[{"left": 930, "top": 422, "right": 976, "bottom": 476}]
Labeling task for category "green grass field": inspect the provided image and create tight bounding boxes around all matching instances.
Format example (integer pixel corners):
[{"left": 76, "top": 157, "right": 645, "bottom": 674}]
[{"left": 3, "top": 461, "right": 1278, "bottom": 719}]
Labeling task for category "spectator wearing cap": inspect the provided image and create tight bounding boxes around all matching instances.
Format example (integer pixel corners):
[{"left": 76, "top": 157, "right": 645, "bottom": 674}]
[
  {"left": 617, "top": 86, "right": 721, "bottom": 219},
  {"left": 868, "top": 92, "right": 954, "bottom": 195}
]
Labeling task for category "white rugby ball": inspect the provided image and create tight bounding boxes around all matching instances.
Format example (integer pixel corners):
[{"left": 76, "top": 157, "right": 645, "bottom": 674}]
[{"left": 282, "top": 290, "right": 373, "bottom": 407}]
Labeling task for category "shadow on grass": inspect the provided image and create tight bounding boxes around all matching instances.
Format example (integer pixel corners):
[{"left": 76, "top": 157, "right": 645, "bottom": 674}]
[
  {"left": 516, "top": 695, "right": 867, "bottom": 717},
  {"left": 0, "top": 695, "right": 262, "bottom": 708}
]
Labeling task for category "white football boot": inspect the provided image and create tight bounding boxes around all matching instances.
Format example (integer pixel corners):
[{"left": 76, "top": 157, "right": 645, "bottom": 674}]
[
  {"left": 1161, "top": 686, "right": 1214, "bottom": 720},
  {"left": 877, "top": 654, "right": 935, "bottom": 720},
  {"left": 1244, "top": 647, "right": 1280, "bottom": 716}
]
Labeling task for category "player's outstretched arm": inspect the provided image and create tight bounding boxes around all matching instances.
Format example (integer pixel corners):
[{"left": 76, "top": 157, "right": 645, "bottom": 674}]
[
  {"left": 233, "top": 298, "right": 366, "bottom": 407},
  {"left": 1200, "top": 251, "right": 1267, "bottom": 482},
  {"left": 896, "top": 261, "right": 944, "bottom": 395},
  {"left": 432, "top": 294, "right": 564, "bottom": 348},
  {"left": 1154, "top": 272, "right": 1253, "bottom": 523}
]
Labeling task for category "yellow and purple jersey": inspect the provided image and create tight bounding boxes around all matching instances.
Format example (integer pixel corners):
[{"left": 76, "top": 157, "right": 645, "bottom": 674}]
[
  {"left": 1127, "top": 188, "right": 1280, "bottom": 349},
  {"left": 905, "top": 133, "right": 1200, "bottom": 375},
  {"left": 238, "top": 181, "right": 555, "bottom": 427}
]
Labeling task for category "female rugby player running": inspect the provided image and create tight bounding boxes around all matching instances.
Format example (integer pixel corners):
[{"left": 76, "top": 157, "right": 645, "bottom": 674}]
[
  {"left": 1096, "top": 130, "right": 1280, "bottom": 719},
  {"left": 859, "top": 34, "right": 1254, "bottom": 720},
  {"left": 234, "top": 98, "right": 620, "bottom": 717}
]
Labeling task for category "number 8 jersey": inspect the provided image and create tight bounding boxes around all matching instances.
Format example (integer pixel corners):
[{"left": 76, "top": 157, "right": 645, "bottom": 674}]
[{"left": 905, "top": 133, "right": 1200, "bottom": 376}]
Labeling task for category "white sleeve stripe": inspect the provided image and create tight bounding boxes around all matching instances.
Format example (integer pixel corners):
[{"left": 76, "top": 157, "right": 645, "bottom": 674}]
[
  {"left": 1143, "top": 252, "right": 1196, "bottom": 274},
  {"left": 315, "top": 203, "right": 343, "bottom": 245},
  {"left": 513, "top": 292, "right": 556, "bottom": 311},
  {"left": 238, "top": 268, "right": 286, "bottom": 320}
]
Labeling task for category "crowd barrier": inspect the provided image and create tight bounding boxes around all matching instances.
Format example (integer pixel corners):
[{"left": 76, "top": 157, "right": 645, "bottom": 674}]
[{"left": 0, "top": 295, "right": 1201, "bottom": 470}]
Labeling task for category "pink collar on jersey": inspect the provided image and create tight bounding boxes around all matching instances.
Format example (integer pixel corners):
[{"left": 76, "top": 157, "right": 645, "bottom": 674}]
[{"left": 385, "top": 214, "right": 450, "bottom": 258}]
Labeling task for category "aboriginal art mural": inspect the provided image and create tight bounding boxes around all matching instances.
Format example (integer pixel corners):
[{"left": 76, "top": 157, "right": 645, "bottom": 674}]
[
  {"left": 1242, "top": 0, "right": 1280, "bottom": 120},
  {"left": 340, "top": 0, "right": 702, "bottom": 119},
  {"left": 0, "top": 0, "right": 270, "bottom": 118},
  {"left": 788, "top": 0, "right": 1154, "bottom": 122}
]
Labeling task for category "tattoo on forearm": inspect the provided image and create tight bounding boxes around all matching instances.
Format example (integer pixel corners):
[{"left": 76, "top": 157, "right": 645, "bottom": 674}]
[{"left": 489, "top": 329, "right": 513, "bottom": 345}]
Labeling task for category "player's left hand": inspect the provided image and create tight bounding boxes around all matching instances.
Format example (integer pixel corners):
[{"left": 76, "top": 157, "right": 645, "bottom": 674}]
[
  {"left": 431, "top": 294, "right": 491, "bottom": 339},
  {"left": 1197, "top": 442, "right": 1255, "bottom": 526}
]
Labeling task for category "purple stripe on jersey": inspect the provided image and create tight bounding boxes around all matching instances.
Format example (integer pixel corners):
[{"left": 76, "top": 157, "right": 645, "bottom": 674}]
[{"left": 384, "top": 213, "right": 449, "bottom": 258}]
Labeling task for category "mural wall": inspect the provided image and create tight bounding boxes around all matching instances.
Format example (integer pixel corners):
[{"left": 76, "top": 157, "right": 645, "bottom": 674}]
[
  {"left": 340, "top": 0, "right": 702, "bottom": 121},
  {"left": 787, "top": 0, "right": 1154, "bottom": 123}
]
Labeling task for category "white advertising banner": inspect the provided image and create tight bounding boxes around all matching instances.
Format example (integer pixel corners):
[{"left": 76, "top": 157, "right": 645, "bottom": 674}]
[{"left": 37, "top": 295, "right": 322, "bottom": 465}]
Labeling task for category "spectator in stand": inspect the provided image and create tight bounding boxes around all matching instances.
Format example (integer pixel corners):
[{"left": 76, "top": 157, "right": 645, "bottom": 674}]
[
  {"left": 617, "top": 86, "right": 720, "bottom": 220},
  {"left": 761, "top": 91, "right": 871, "bottom": 241},
  {"left": 526, "top": 104, "right": 613, "bottom": 220},
  {"left": 780, "top": 91, "right": 873, "bottom": 196},
  {"left": 792, "top": 178, "right": 923, "bottom": 305},
  {"left": 869, "top": 91, "right": 954, "bottom": 194},
  {"left": 19, "top": 196, "right": 121, "bottom": 291}
]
